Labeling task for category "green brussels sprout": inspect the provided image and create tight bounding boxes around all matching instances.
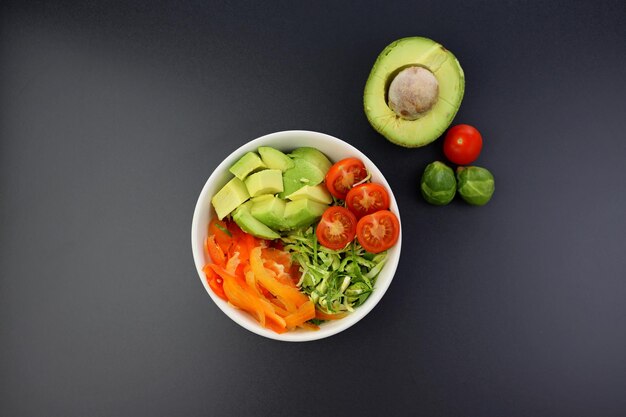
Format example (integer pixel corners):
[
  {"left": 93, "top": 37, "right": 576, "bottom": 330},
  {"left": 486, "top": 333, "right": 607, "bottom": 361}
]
[
  {"left": 420, "top": 161, "right": 456, "bottom": 205},
  {"left": 456, "top": 166, "right": 495, "bottom": 206},
  {"left": 345, "top": 282, "right": 372, "bottom": 306}
]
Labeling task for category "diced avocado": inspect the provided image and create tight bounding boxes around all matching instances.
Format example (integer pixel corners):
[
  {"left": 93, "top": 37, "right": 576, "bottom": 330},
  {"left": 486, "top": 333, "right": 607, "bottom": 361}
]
[
  {"left": 211, "top": 177, "right": 250, "bottom": 220},
  {"left": 258, "top": 147, "right": 294, "bottom": 172},
  {"left": 283, "top": 199, "right": 328, "bottom": 230},
  {"left": 289, "top": 147, "right": 332, "bottom": 173},
  {"left": 232, "top": 202, "right": 280, "bottom": 240},
  {"left": 229, "top": 152, "right": 266, "bottom": 180},
  {"left": 363, "top": 37, "right": 465, "bottom": 147},
  {"left": 279, "top": 158, "right": 326, "bottom": 198},
  {"left": 244, "top": 169, "right": 284, "bottom": 197},
  {"left": 286, "top": 184, "right": 332, "bottom": 205},
  {"left": 250, "top": 194, "right": 275, "bottom": 204},
  {"left": 250, "top": 196, "right": 286, "bottom": 230}
]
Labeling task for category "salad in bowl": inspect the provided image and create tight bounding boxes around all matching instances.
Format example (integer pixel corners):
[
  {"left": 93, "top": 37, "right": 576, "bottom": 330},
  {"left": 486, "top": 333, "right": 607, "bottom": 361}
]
[{"left": 191, "top": 131, "right": 401, "bottom": 341}]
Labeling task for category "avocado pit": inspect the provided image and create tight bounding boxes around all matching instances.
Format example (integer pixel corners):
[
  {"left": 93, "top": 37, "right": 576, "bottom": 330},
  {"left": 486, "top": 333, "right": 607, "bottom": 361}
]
[{"left": 387, "top": 66, "right": 438, "bottom": 120}]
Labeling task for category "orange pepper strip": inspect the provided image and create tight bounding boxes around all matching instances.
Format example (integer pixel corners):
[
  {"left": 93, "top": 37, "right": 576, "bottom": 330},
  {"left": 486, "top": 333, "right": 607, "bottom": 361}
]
[
  {"left": 202, "top": 264, "right": 227, "bottom": 300},
  {"left": 268, "top": 299, "right": 290, "bottom": 317},
  {"left": 208, "top": 218, "right": 232, "bottom": 253},
  {"left": 244, "top": 269, "right": 260, "bottom": 296},
  {"left": 270, "top": 300, "right": 318, "bottom": 330},
  {"left": 209, "top": 264, "right": 286, "bottom": 331},
  {"left": 264, "top": 319, "right": 288, "bottom": 334},
  {"left": 250, "top": 247, "right": 308, "bottom": 312},
  {"left": 263, "top": 261, "right": 295, "bottom": 286},
  {"left": 230, "top": 231, "right": 258, "bottom": 263},
  {"left": 298, "top": 322, "right": 320, "bottom": 331},
  {"left": 206, "top": 235, "right": 226, "bottom": 267},
  {"left": 225, "top": 251, "right": 240, "bottom": 275},
  {"left": 315, "top": 310, "right": 348, "bottom": 321},
  {"left": 209, "top": 264, "right": 266, "bottom": 327},
  {"left": 261, "top": 247, "right": 292, "bottom": 270},
  {"left": 284, "top": 300, "right": 316, "bottom": 329},
  {"left": 256, "top": 297, "right": 288, "bottom": 330}
]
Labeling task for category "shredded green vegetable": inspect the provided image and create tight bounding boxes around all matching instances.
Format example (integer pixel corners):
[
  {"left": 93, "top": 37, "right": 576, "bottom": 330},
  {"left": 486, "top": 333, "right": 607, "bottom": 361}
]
[{"left": 281, "top": 227, "right": 387, "bottom": 315}]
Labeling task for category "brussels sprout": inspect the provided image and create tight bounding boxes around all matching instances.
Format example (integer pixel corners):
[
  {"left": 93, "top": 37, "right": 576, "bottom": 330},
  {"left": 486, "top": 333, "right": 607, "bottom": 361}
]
[
  {"left": 345, "top": 282, "right": 372, "bottom": 306},
  {"left": 420, "top": 161, "right": 456, "bottom": 205},
  {"left": 456, "top": 166, "right": 495, "bottom": 206}
]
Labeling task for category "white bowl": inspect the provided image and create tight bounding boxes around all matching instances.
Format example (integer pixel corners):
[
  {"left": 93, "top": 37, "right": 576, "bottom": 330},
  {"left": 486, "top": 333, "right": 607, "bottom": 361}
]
[{"left": 191, "top": 130, "right": 402, "bottom": 342}]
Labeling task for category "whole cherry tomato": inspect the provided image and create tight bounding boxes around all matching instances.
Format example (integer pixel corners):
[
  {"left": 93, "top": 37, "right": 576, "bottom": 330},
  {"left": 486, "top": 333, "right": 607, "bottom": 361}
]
[{"left": 443, "top": 124, "right": 483, "bottom": 165}]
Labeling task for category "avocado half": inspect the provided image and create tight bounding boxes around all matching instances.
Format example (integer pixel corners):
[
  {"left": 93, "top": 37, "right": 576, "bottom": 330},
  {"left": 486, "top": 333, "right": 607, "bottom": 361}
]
[{"left": 363, "top": 37, "right": 465, "bottom": 148}]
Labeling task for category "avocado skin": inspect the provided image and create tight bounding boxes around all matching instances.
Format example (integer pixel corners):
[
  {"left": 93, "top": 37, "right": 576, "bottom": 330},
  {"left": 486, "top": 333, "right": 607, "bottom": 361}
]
[{"left": 363, "top": 37, "right": 465, "bottom": 148}]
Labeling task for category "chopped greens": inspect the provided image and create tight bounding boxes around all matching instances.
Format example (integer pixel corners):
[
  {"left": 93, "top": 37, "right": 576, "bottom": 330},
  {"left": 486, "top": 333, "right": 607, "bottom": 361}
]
[{"left": 281, "top": 227, "right": 387, "bottom": 316}]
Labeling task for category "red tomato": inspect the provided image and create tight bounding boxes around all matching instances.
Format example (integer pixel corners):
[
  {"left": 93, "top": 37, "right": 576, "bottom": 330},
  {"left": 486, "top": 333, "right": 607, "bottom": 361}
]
[
  {"left": 316, "top": 206, "right": 357, "bottom": 250},
  {"left": 324, "top": 158, "right": 368, "bottom": 200},
  {"left": 443, "top": 124, "right": 483, "bottom": 165},
  {"left": 345, "top": 183, "right": 390, "bottom": 218},
  {"left": 356, "top": 210, "right": 400, "bottom": 254}
]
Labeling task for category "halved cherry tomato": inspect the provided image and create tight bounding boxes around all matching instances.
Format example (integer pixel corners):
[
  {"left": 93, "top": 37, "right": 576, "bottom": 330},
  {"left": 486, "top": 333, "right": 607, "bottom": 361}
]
[
  {"left": 316, "top": 206, "right": 357, "bottom": 250},
  {"left": 345, "top": 183, "right": 390, "bottom": 218},
  {"left": 324, "top": 158, "right": 368, "bottom": 200},
  {"left": 356, "top": 210, "right": 400, "bottom": 254},
  {"left": 443, "top": 124, "right": 483, "bottom": 165}
]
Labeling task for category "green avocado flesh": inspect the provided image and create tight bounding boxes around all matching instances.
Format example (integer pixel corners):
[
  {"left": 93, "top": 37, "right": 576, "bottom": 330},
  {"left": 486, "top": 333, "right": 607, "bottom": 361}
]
[
  {"left": 279, "top": 158, "right": 326, "bottom": 199},
  {"left": 363, "top": 37, "right": 465, "bottom": 148},
  {"left": 286, "top": 184, "right": 332, "bottom": 205},
  {"left": 289, "top": 147, "right": 332, "bottom": 173},
  {"left": 244, "top": 169, "right": 283, "bottom": 197},
  {"left": 233, "top": 202, "right": 281, "bottom": 240},
  {"left": 250, "top": 196, "right": 286, "bottom": 230},
  {"left": 212, "top": 146, "right": 332, "bottom": 237},
  {"left": 258, "top": 147, "right": 294, "bottom": 172},
  {"left": 283, "top": 199, "right": 328, "bottom": 230},
  {"left": 229, "top": 152, "right": 266, "bottom": 180},
  {"left": 211, "top": 177, "right": 250, "bottom": 220}
]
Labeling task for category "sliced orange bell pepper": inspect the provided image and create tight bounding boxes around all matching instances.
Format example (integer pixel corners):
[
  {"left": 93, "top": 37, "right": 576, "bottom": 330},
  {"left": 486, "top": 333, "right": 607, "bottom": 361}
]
[
  {"left": 284, "top": 300, "right": 316, "bottom": 329},
  {"left": 250, "top": 247, "right": 309, "bottom": 312},
  {"left": 262, "top": 247, "right": 292, "bottom": 270},
  {"left": 209, "top": 264, "right": 286, "bottom": 331},
  {"left": 297, "top": 322, "right": 320, "bottom": 331},
  {"left": 209, "top": 218, "right": 232, "bottom": 253},
  {"left": 203, "top": 264, "right": 227, "bottom": 300},
  {"left": 225, "top": 251, "right": 240, "bottom": 275},
  {"left": 206, "top": 235, "right": 226, "bottom": 267},
  {"left": 315, "top": 310, "right": 348, "bottom": 321},
  {"left": 209, "top": 264, "right": 266, "bottom": 326},
  {"left": 202, "top": 222, "right": 330, "bottom": 334}
]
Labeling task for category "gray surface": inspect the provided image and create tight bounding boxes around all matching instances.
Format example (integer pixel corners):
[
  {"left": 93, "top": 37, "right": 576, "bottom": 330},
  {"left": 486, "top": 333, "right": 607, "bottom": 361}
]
[{"left": 1, "top": 1, "right": 626, "bottom": 416}]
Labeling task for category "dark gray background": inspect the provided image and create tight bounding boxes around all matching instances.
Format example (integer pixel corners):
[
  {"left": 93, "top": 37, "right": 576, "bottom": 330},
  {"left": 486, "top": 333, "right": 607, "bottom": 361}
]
[{"left": 2, "top": 1, "right": 625, "bottom": 416}]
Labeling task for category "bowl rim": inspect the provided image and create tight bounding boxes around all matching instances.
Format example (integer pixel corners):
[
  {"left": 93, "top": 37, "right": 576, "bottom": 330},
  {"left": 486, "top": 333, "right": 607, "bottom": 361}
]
[{"left": 191, "top": 130, "right": 402, "bottom": 342}]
